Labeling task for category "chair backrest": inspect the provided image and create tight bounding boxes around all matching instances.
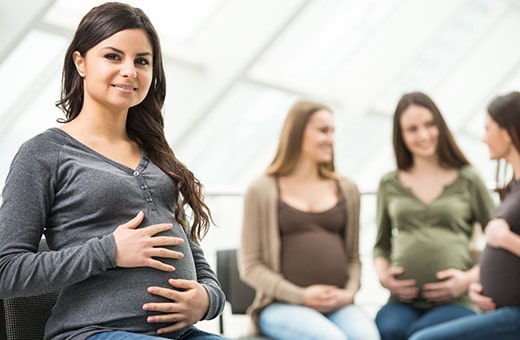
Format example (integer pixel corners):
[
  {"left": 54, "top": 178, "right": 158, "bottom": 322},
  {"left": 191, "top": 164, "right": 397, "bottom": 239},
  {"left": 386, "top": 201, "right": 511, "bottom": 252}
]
[
  {"left": 216, "top": 248, "right": 256, "bottom": 315},
  {"left": 3, "top": 290, "right": 59, "bottom": 340},
  {"left": 0, "top": 301, "right": 6, "bottom": 339},
  {"left": 1, "top": 238, "right": 59, "bottom": 340}
]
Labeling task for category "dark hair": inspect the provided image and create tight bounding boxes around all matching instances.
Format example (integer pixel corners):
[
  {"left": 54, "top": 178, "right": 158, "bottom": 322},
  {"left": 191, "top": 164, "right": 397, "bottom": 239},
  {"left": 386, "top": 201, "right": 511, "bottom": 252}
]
[
  {"left": 266, "top": 99, "right": 336, "bottom": 179},
  {"left": 392, "top": 91, "right": 470, "bottom": 170},
  {"left": 56, "top": 2, "right": 211, "bottom": 242},
  {"left": 487, "top": 91, "right": 520, "bottom": 200}
]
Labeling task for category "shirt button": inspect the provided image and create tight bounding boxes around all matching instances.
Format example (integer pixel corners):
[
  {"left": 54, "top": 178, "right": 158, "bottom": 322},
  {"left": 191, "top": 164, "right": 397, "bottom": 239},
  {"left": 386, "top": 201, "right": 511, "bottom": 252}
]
[{"left": 133, "top": 171, "right": 139, "bottom": 176}]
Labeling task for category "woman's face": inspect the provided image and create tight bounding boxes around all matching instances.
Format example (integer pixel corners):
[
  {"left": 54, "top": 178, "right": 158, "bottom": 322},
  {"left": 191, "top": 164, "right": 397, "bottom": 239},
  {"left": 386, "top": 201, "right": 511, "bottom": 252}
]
[
  {"left": 73, "top": 28, "right": 153, "bottom": 113},
  {"left": 400, "top": 104, "right": 439, "bottom": 159},
  {"left": 301, "top": 109, "right": 334, "bottom": 164},
  {"left": 482, "top": 113, "right": 512, "bottom": 160}
]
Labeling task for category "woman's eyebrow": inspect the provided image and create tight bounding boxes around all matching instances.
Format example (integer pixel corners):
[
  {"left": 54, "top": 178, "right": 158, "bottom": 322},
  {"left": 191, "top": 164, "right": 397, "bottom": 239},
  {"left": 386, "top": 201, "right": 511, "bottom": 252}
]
[{"left": 101, "top": 46, "right": 152, "bottom": 57}]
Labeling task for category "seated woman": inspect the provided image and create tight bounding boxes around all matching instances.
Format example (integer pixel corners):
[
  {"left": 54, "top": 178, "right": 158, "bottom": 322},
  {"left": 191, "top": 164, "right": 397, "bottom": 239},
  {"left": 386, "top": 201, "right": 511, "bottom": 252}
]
[
  {"left": 0, "top": 3, "right": 225, "bottom": 340},
  {"left": 239, "top": 99, "right": 380, "bottom": 340},
  {"left": 410, "top": 91, "right": 520, "bottom": 340},
  {"left": 373, "top": 92, "right": 495, "bottom": 340}
]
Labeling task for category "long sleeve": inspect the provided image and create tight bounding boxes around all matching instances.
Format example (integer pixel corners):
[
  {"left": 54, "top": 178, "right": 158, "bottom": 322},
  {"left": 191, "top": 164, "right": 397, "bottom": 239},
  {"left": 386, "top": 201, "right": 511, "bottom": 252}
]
[
  {"left": 238, "top": 176, "right": 304, "bottom": 304},
  {"left": 1, "top": 128, "right": 219, "bottom": 339},
  {"left": 0, "top": 134, "right": 116, "bottom": 298},
  {"left": 373, "top": 174, "right": 393, "bottom": 260},
  {"left": 190, "top": 237, "right": 225, "bottom": 320},
  {"left": 338, "top": 177, "right": 362, "bottom": 293}
]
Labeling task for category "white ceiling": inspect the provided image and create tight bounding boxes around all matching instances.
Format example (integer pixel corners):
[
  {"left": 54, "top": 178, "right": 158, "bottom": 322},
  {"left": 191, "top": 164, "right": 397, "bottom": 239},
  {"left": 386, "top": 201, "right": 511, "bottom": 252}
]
[{"left": 1, "top": 0, "right": 519, "bottom": 193}]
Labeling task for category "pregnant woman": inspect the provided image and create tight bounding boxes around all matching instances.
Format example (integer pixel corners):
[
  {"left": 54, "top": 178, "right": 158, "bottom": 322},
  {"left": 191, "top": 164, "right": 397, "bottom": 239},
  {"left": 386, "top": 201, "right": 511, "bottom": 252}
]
[
  {"left": 410, "top": 91, "right": 520, "bottom": 340},
  {"left": 373, "top": 91, "right": 495, "bottom": 340}
]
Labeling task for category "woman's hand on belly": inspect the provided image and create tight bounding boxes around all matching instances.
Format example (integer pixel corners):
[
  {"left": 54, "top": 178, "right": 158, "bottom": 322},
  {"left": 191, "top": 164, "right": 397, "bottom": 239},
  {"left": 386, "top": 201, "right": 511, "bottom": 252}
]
[
  {"left": 469, "top": 282, "right": 496, "bottom": 311},
  {"left": 303, "top": 285, "right": 355, "bottom": 313},
  {"left": 113, "top": 211, "right": 185, "bottom": 272},
  {"left": 143, "top": 278, "right": 210, "bottom": 334},
  {"left": 380, "top": 266, "right": 419, "bottom": 303},
  {"left": 485, "top": 218, "right": 511, "bottom": 249},
  {"left": 421, "top": 268, "right": 471, "bottom": 303}
]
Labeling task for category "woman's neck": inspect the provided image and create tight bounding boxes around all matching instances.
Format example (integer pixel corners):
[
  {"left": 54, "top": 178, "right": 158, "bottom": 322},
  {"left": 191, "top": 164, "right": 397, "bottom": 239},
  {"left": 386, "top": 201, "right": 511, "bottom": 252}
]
[
  {"left": 408, "top": 155, "right": 443, "bottom": 174},
  {"left": 285, "top": 159, "right": 321, "bottom": 182},
  {"left": 65, "top": 107, "right": 129, "bottom": 142}
]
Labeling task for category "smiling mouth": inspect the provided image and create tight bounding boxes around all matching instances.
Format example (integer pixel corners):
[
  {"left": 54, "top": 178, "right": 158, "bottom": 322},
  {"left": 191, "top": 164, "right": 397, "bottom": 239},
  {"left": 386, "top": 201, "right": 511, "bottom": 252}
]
[{"left": 112, "top": 84, "right": 137, "bottom": 91}]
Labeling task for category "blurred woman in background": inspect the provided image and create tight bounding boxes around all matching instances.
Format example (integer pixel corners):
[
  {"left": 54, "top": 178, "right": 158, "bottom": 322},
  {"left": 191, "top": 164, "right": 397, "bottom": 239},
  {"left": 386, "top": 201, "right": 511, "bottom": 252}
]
[
  {"left": 239, "top": 99, "right": 379, "bottom": 340},
  {"left": 410, "top": 91, "right": 520, "bottom": 340},
  {"left": 373, "top": 91, "right": 495, "bottom": 340}
]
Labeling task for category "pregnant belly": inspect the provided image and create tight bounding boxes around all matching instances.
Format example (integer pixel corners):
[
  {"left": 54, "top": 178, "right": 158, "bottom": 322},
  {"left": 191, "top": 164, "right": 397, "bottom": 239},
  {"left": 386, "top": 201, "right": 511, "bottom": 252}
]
[
  {"left": 480, "top": 246, "right": 520, "bottom": 306},
  {"left": 391, "top": 229, "right": 471, "bottom": 290},
  {"left": 47, "top": 262, "right": 197, "bottom": 336}
]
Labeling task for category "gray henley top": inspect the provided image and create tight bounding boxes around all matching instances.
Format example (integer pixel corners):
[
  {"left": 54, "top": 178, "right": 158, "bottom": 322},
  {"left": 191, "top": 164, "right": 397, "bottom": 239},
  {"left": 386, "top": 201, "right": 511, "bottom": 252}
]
[{"left": 0, "top": 128, "right": 225, "bottom": 339}]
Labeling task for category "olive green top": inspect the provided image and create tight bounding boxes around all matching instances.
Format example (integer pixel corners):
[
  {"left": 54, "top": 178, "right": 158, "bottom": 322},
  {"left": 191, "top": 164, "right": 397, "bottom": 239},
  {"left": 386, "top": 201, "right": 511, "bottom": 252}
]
[{"left": 373, "top": 166, "right": 495, "bottom": 310}]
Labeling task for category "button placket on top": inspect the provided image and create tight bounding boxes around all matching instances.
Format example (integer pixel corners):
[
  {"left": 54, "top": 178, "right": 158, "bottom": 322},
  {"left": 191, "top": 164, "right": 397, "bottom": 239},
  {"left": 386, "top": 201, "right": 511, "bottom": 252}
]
[{"left": 133, "top": 159, "right": 156, "bottom": 211}]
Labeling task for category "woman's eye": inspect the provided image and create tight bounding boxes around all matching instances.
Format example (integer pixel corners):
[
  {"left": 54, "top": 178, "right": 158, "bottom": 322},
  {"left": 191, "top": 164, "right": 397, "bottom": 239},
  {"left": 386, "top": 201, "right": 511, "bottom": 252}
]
[
  {"left": 135, "top": 58, "right": 150, "bottom": 66},
  {"left": 105, "top": 54, "right": 120, "bottom": 61}
]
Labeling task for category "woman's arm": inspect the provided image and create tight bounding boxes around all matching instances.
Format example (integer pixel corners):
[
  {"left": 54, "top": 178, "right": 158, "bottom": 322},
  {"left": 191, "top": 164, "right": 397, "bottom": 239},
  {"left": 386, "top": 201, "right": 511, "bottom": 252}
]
[
  {"left": 239, "top": 178, "right": 304, "bottom": 304},
  {"left": 0, "top": 135, "right": 184, "bottom": 298},
  {"left": 0, "top": 138, "right": 116, "bottom": 297},
  {"left": 485, "top": 218, "right": 520, "bottom": 256},
  {"left": 340, "top": 177, "right": 361, "bottom": 293}
]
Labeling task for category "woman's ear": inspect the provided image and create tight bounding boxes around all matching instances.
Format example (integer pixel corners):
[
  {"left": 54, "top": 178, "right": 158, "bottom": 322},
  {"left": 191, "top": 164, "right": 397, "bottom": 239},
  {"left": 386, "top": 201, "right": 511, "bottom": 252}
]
[{"left": 72, "top": 51, "right": 86, "bottom": 78}]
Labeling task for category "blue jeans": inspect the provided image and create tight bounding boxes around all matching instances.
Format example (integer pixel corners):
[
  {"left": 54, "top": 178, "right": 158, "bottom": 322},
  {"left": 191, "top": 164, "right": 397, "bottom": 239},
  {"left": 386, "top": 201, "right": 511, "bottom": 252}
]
[
  {"left": 258, "top": 303, "right": 380, "bottom": 340},
  {"left": 88, "top": 329, "right": 227, "bottom": 340},
  {"left": 375, "top": 302, "right": 475, "bottom": 340},
  {"left": 409, "top": 306, "right": 520, "bottom": 340}
]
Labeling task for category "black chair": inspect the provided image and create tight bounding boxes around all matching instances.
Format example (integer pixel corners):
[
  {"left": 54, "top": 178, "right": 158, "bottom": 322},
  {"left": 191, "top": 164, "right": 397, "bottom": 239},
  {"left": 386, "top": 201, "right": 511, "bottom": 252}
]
[
  {"left": 1, "top": 238, "right": 60, "bottom": 340},
  {"left": 3, "top": 290, "right": 59, "bottom": 340},
  {"left": 216, "top": 248, "right": 270, "bottom": 340},
  {"left": 0, "top": 301, "right": 6, "bottom": 340}
]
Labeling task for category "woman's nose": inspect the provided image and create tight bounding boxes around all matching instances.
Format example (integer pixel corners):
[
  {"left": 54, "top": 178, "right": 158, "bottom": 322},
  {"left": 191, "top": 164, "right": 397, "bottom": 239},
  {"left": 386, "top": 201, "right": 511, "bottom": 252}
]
[{"left": 120, "top": 61, "right": 137, "bottom": 78}]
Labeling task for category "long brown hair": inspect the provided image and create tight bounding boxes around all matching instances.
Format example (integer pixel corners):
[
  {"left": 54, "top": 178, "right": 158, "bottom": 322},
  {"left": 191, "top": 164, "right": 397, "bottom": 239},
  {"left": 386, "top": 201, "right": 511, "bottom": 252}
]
[
  {"left": 266, "top": 99, "right": 336, "bottom": 179},
  {"left": 392, "top": 91, "right": 470, "bottom": 170},
  {"left": 487, "top": 91, "right": 520, "bottom": 200},
  {"left": 56, "top": 2, "right": 211, "bottom": 242}
]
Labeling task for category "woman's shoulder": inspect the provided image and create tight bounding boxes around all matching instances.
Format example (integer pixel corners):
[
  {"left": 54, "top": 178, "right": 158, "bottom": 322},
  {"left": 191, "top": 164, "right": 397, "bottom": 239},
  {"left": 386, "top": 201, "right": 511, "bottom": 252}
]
[
  {"left": 336, "top": 174, "right": 359, "bottom": 192},
  {"left": 379, "top": 170, "right": 399, "bottom": 185},
  {"left": 244, "top": 174, "right": 277, "bottom": 204},
  {"left": 248, "top": 174, "right": 275, "bottom": 186},
  {"left": 19, "top": 128, "right": 70, "bottom": 153},
  {"left": 10, "top": 128, "right": 71, "bottom": 173},
  {"left": 457, "top": 165, "right": 485, "bottom": 183},
  {"left": 246, "top": 174, "right": 276, "bottom": 193}
]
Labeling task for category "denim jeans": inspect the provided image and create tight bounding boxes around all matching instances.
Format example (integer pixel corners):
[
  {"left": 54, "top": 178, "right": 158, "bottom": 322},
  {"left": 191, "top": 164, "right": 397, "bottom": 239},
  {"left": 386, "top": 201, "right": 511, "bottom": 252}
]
[
  {"left": 258, "top": 303, "right": 380, "bottom": 340},
  {"left": 409, "top": 306, "right": 520, "bottom": 340},
  {"left": 375, "top": 301, "right": 476, "bottom": 340},
  {"left": 88, "top": 329, "right": 228, "bottom": 340}
]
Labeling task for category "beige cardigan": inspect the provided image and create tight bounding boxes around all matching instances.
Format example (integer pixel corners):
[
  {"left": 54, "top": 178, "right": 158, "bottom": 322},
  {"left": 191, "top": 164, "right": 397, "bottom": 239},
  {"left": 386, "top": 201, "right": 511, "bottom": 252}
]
[{"left": 238, "top": 174, "right": 362, "bottom": 334}]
